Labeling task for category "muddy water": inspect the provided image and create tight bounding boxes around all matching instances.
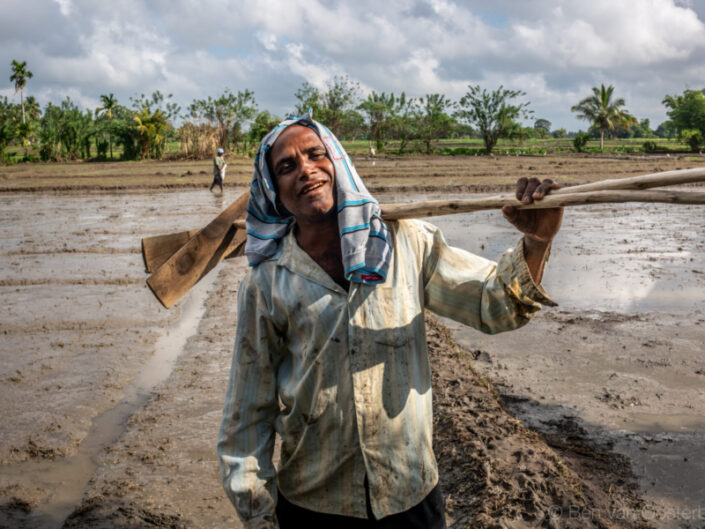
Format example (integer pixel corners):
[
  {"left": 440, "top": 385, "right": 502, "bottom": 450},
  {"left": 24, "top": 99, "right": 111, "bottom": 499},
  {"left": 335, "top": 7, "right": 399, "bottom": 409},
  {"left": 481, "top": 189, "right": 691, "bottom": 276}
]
[
  {"left": 384, "top": 191, "right": 705, "bottom": 529},
  {"left": 1, "top": 188, "right": 704, "bottom": 528},
  {"left": 1, "top": 269, "right": 218, "bottom": 529},
  {"left": 377, "top": 191, "right": 705, "bottom": 314},
  {"left": 0, "top": 189, "right": 244, "bottom": 527}
]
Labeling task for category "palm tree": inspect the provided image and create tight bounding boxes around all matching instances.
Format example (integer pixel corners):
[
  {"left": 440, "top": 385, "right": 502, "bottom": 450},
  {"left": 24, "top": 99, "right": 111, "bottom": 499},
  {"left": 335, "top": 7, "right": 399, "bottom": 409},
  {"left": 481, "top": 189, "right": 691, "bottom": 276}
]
[
  {"left": 571, "top": 84, "right": 636, "bottom": 149},
  {"left": 97, "top": 93, "right": 117, "bottom": 159},
  {"left": 24, "top": 95, "right": 41, "bottom": 121},
  {"left": 10, "top": 60, "right": 33, "bottom": 124},
  {"left": 134, "top": 107, "right": 168, "bottom": 159}
]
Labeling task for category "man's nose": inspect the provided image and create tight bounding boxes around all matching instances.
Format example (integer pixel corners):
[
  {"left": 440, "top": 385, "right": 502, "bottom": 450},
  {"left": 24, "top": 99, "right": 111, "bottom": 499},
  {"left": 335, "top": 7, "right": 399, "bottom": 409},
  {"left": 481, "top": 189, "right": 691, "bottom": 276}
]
[{"left": 299, "top": 157, "right": 315, "bottom": 178}]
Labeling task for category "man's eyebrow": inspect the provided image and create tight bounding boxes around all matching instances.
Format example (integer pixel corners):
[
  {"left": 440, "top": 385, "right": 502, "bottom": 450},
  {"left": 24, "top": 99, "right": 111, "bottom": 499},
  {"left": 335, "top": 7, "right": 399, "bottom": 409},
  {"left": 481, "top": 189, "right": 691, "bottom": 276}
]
[
  {"left": 305, "top": 145, "right": 326, "bottom": 154},
  {"left": 273, "top": 145, "right": 326, "bottom": 172}
]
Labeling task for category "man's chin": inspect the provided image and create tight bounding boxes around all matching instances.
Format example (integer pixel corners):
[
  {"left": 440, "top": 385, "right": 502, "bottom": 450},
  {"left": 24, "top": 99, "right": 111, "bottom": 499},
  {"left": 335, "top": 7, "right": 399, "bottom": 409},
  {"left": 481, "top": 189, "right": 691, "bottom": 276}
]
[{"left": 295, "top": 202, "right": 337, "bottom": 225}]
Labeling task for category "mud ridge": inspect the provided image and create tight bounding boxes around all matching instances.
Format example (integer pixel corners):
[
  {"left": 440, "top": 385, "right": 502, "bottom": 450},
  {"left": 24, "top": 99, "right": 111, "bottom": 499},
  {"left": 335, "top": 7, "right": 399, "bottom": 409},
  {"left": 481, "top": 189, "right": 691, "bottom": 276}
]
[
  {"left": 427, "top": 315, "right": 652, "bottom": 529},
  {"left": 0, "top": 278, "right": 142, "bottom": 287}
]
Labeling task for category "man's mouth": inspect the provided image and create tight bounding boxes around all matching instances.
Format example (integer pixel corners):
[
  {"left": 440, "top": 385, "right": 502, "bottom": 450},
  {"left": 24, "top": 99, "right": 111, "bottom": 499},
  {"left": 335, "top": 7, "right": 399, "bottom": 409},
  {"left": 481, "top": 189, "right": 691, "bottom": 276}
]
[{"left": 299, "top": 181, "right": 327, "bottom": 195}]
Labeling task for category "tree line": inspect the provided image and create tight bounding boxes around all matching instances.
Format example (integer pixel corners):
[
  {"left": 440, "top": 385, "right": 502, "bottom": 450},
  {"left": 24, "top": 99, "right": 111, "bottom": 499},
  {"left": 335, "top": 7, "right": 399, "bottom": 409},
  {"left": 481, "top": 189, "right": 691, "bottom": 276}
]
[{"left": 3, "top": 61, "right": 703, "bottom": 162}]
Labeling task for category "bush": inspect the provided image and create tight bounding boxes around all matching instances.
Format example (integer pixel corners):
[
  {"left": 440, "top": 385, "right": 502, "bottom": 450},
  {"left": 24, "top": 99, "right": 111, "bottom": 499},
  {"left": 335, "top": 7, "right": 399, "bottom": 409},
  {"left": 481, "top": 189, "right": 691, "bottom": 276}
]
[
  {"left": 441, "top": 146, "right": 486, "bottom": 155},
  {"left": 440, "top": 146, "right": 547, "bottom": 156},
  {"left": 572, "top": 132, "right": 590, "bottom": 152},
  {"left": 39, "top": 142, "right": 53, "bottom": 161},
  {"left": 96, "top": 138, "right": 109, "bottom": 159},
  {"left": 613, "top": 145, "right": 637, "bottom": 154},
  {"left": 642, "top": 141, "right": 658, "bottom": 153},
  {"left": 680, "top": 129, "right": 703, "bottom": 153}
]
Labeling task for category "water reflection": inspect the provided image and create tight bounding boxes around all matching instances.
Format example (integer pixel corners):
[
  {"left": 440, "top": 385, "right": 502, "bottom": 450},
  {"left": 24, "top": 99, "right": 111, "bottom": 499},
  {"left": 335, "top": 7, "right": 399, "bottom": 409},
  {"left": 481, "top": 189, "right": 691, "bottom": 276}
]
[{"left": 376, "top": 193, "right": 705, "bottom": 314}]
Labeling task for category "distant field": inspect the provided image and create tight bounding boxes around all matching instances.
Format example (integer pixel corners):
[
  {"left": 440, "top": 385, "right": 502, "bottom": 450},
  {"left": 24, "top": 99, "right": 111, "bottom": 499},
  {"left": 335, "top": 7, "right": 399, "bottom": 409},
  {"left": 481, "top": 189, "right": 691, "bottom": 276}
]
[
  {"left": 339, "top": 137, "right": 688, "bottom": 156},
  {"left": 1, "top": 151, "right": 703, "bottom": 193},
  {"left": 3, "top": 136, "right": 690, "bottom": 162}
]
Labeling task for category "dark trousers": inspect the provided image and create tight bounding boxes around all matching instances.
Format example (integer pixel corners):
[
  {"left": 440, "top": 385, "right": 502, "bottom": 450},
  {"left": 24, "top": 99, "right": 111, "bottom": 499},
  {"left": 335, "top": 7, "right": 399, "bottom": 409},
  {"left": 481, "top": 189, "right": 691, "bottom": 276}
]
[
  {"left": 275, "top": 478, "right": 446, "bottom": 529},
  {"left": 209, "top": 174, "right": 223, "bottom": 192}
]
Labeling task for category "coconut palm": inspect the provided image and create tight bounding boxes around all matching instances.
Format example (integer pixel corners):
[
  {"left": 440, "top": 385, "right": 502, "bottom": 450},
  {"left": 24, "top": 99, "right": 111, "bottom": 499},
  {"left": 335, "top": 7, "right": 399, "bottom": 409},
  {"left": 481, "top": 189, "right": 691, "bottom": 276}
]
[
  {"left": 97, "top": 93, "right": 118, "bottom": 159},
  {"left": 10, "top": 60, "right": 33, "bottom": 124},
  {"left": 24, "top": 95, "right": 41, "bottom": 121},
  {"left": 571, "top": 84, "right": 637, "bottom": 149},
  {"left": 134, "top": 107, "right": 168, "bottom": 159}
]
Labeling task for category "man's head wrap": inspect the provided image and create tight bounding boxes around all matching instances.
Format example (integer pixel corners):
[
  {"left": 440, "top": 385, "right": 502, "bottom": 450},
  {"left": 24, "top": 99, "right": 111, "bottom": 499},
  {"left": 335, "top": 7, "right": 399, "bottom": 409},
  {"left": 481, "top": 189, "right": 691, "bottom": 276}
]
[{"left": 245, "top": 112, "right": 392, "bottom": 284}]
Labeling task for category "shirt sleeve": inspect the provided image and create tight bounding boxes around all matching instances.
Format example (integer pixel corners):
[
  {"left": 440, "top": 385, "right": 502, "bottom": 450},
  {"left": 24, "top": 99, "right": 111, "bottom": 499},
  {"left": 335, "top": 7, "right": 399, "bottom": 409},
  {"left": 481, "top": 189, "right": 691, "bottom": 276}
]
[
  {"left": 413, "top": 219, "right": 556, "bottom": 334},
  {"left": 218, "top": 270, "right": 284, "bottom": 529}
]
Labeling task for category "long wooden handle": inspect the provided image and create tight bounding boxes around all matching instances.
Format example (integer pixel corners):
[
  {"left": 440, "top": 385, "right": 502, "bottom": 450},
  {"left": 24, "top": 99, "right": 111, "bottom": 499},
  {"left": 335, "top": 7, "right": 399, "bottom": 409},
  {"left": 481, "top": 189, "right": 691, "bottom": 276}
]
[
  {"left": 551, "top": 166, "right": 705, "bottom": 193},
  {"left": 143, "top": 167, "right": 705, "bottom": 308},
  {"left": 380, "top": 189, "right": 705, "bottom": 219},
  {"left": 227, "top": 189, "right": 705, "bottom": 230},
  {"left": 143, "top": 167, "right": 705, "bottom": 270}
]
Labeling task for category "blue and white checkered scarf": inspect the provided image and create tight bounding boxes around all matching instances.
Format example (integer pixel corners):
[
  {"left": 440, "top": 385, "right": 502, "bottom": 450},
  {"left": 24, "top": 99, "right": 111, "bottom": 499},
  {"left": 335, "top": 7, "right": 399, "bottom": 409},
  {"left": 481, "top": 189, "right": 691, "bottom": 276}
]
[{"left": 245, "top": 113, "right": 392, "bottom": 284}]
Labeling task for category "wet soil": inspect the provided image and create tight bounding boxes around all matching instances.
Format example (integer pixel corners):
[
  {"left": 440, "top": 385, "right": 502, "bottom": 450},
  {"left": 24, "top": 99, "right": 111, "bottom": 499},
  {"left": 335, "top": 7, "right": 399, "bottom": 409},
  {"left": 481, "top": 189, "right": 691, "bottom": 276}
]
[
  {"left": 1, "top": 153, "right": 703, "bottom": 193},
  {"left": 427, "top": 197, "right": 705, "bottom": 529},
  {"left": 0, "top": 183, "right": 703, "bottom": 528}
]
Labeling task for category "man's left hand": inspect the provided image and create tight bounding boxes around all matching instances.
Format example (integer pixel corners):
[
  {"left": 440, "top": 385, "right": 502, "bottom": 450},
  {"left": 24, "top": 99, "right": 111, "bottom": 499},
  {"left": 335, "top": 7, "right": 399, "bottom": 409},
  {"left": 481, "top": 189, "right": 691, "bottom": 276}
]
[{"left": 501, "top": 177, "right": 563, "bottom": 244}]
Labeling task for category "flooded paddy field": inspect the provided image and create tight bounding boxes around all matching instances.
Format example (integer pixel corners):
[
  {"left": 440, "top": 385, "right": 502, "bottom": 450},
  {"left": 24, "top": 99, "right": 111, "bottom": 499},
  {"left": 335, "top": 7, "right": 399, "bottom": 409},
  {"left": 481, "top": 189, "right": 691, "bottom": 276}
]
[
  {"left": 0, "top": 185, "right": 703, "bottom": 528},
  {"left": 426, "top": 195, "right": 705, "bottom": 528}
]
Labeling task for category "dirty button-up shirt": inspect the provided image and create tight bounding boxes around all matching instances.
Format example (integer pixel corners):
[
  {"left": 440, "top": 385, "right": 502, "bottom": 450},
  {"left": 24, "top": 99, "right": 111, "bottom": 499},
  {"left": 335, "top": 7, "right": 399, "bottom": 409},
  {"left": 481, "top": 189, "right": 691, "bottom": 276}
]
[{"left": 218, "top": 218, "right": 554, "bottom": 528}]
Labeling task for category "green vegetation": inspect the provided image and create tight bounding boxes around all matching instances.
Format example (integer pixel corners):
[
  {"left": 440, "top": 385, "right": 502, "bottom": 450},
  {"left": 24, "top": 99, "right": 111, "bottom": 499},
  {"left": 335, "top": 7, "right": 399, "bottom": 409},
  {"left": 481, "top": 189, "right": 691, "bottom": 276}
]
[
  {"left": 415, "top": 93, "right": 455, "bottom": 154},
  {"left": 294, "top": 76, "right": 364, "bottom": 139},
  {"left": 96, "top": 93, "right": 117, "bottom": 159},
  {"left": 571, "top": 84, "right": 637, "bottom": 150},
  {"left": 534, "top": 119, "right": 552, "bottom": 138},
  {"left": 456, "top": 85, "right": 532, "bottom": 154},
  {"left": 0, "top": 60, "right": 701, "bottom": 163},
  {"left": 10, "top": 60, "right": 33, "bottom": 125},
  {"left": 663, "top": 88, "right": 705, "bottom": 152},
  {"left": 572, "top": 132, "right": 590, "bottom": 153},
  {"left": 358, "top": 91, "right": 401, "bottom": 152},
  {"left": 187, "top": 89, "right": 257, "bottom": 156}
]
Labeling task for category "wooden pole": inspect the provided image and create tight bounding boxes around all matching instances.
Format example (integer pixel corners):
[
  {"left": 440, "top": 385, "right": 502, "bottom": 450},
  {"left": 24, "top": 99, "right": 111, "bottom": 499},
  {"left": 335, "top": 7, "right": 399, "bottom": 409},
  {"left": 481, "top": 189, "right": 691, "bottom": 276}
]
[
  {"left": 227, "top": 189, "right": 705, "bottom": 230},
  {"left": 551, "top": 166, "right": 705, "bottom": 193},
  {"left": 143, "top": 167, "right": 705, "bottom": 308},
  {"left": 380, "top": 189, "right": 705, "bottom": 220}
]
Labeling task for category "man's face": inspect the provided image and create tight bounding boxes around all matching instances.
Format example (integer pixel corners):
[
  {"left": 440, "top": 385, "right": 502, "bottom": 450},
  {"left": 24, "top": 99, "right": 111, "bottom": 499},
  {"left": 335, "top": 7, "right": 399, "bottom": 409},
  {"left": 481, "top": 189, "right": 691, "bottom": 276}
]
[{"left": 269, "top": 125, "right": 336, "bottom": 223}]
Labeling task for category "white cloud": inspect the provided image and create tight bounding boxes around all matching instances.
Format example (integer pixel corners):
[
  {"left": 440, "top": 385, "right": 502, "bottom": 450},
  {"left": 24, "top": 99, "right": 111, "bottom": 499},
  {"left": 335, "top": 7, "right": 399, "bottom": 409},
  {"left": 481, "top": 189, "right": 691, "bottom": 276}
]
[
  {"left": 509, "top": 0, "right": 705, "bottom": 68},
  {"left": 0, "top": 0, "right": 704, "bottom": 129},
  {"left": 53, "top": 0, "right": 72, "bottom": 16},
  {"left": 256, "top": 32, "right": 277, "bottom": 52}
]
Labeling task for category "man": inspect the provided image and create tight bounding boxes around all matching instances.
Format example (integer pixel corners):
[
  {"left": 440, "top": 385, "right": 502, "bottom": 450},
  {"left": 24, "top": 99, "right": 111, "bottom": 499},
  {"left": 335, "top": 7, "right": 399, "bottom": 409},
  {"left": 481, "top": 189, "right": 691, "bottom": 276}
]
[
  {"left": 218, "top": 114, "right": 562, "bottom": 528},
  {"left": 211, "top": 147, "right": 226, "bottom": 193}
]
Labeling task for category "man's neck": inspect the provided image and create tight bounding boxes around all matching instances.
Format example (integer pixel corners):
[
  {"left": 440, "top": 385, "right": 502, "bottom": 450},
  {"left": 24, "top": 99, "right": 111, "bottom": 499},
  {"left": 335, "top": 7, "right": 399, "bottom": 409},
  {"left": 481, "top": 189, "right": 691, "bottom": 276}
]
[
  {"left": 295, "top": 214, "right": 337, "bottom": 252},
  {"left": 295, "top": 214, "right": 349, "bottom": 290}
]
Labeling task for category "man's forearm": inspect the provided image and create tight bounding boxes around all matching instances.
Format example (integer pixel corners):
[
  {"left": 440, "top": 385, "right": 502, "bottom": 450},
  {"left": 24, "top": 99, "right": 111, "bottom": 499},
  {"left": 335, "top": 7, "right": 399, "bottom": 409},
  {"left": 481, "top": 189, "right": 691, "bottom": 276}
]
[{"left": 523, "top": 237, "right": 551, "bottom": 284}]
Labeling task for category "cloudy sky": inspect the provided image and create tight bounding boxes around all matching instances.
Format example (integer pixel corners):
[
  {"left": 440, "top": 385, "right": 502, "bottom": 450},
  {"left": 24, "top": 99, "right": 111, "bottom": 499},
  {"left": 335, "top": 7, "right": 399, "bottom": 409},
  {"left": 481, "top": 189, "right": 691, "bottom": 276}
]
[{"left": 2, "top": 0, "right": 705, "bottom": 131}]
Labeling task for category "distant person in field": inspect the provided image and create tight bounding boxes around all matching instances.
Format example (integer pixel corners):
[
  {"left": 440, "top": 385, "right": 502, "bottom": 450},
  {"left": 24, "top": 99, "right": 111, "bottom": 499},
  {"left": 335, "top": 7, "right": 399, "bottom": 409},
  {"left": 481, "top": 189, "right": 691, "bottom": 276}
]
[
  {"left": 218, "top": 112, "right": 562, "bottom": 528},
  {"left": 211, "top": 148, "right": 226, "bottom": 193}
]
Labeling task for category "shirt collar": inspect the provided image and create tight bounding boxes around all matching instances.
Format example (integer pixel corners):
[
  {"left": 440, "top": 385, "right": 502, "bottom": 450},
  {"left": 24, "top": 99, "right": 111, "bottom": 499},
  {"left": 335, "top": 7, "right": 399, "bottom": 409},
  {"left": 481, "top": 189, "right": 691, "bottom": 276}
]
[{"left": 277, "top": 227, "right": 348, "bottom": 295}]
